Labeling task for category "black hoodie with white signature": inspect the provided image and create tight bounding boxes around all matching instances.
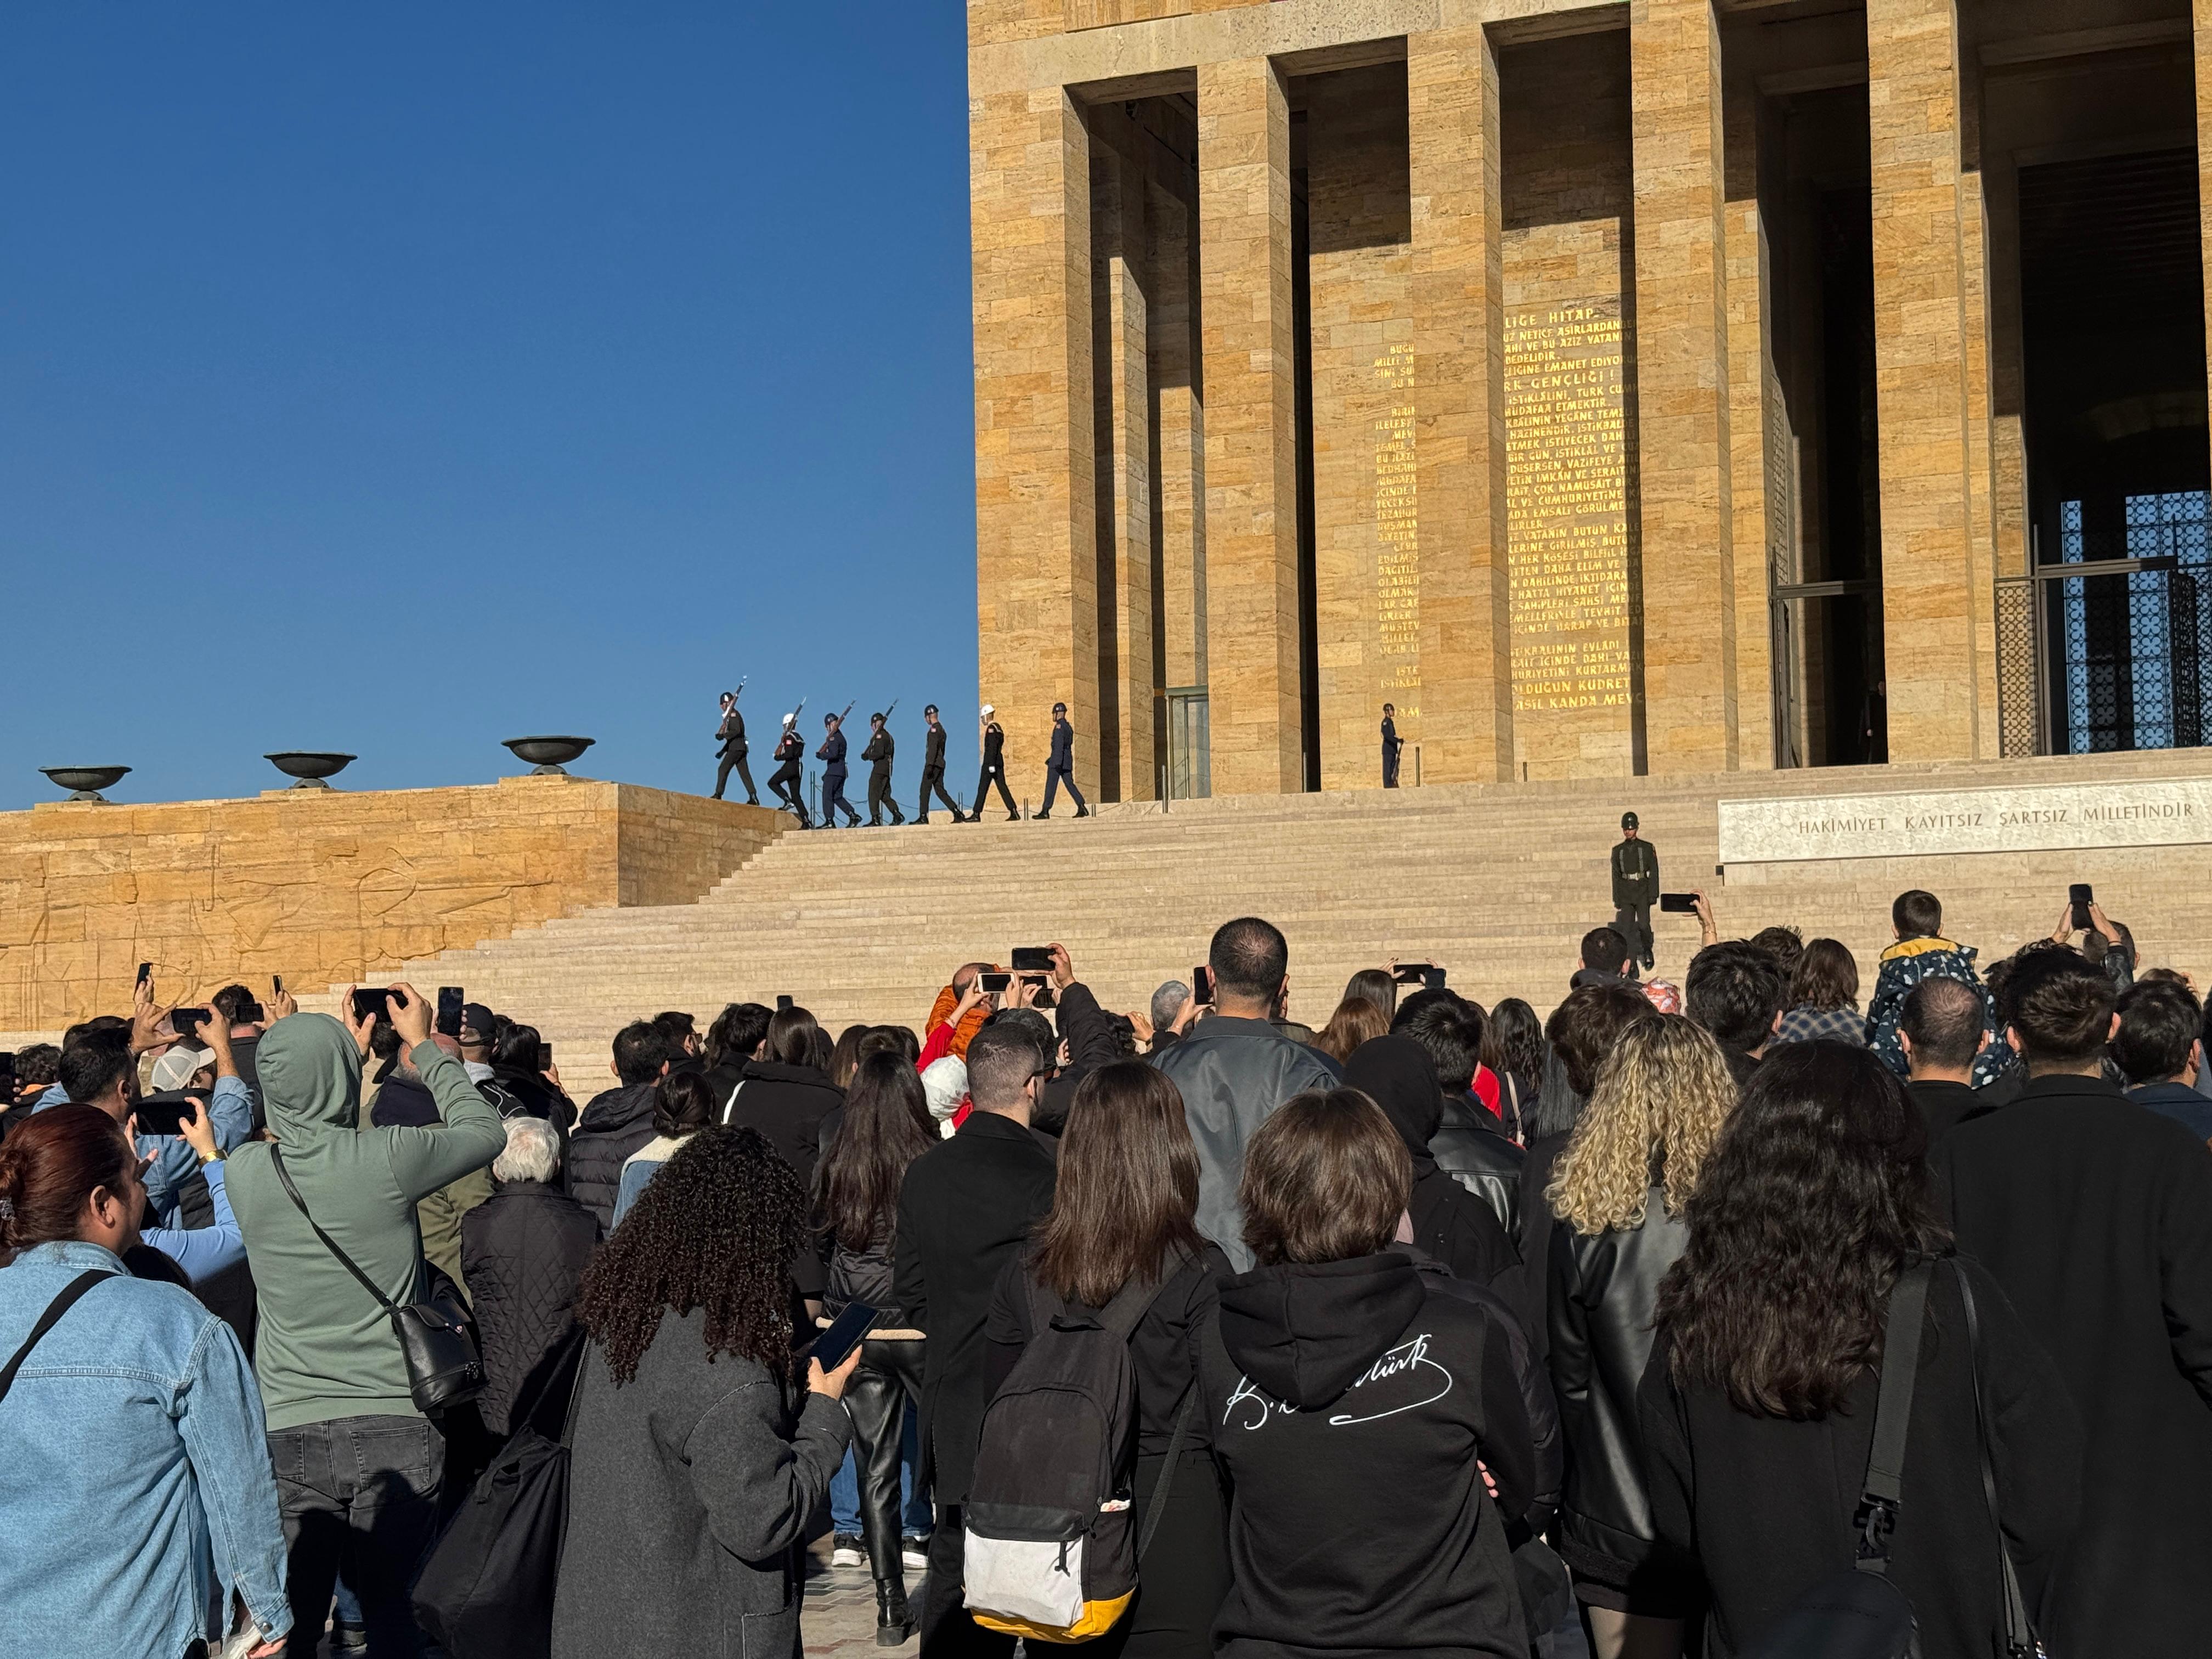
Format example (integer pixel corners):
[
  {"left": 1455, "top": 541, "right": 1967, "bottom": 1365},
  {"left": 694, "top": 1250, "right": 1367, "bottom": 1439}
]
[{"left": 1198, "top": 1251, "right": 1536, "bottom": 1659}]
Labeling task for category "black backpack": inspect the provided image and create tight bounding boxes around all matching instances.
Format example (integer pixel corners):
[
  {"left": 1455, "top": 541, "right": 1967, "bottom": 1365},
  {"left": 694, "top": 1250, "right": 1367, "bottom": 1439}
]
[{"left": 963, "top": 1260, "right": 1198, "bottom": 1643}]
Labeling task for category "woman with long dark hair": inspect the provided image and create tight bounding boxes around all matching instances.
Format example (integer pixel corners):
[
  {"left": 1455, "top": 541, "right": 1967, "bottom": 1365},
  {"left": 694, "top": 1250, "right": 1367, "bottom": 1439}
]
[
  {"left": 1488, "top": 997, "right": 1546, "bottom": 1121},
  {"left": 1774, "top": 938, "right": 1864, "bottom": 1046},
  {"left": 1316, "top": 994, "right": 1390, "bottom": 1063},
  {"left": 817, "top": 1049, "right": 940, "bottom": 1641},
  {"left": 1642, "top": 1043, "right": 2081, "bottom": 1658},
  {"left": 1547, "top": 1015, "right": 1736, "bottom": 1658},
  {"left": 490, "top": 1020, "right": 574, "bottom": 1131},
  {"left": 552, "top": 1127, "right": 860, "bottom": 1659},
  {"left": 985, "top": 1062, "right": 1231, "bottom": 1659}
]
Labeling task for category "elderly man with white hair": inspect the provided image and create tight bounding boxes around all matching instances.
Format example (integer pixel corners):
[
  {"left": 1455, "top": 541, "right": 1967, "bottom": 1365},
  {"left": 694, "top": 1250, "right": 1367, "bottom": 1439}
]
[{"left": 459, "top": 1115, "right": 602, "bottom": 1438}]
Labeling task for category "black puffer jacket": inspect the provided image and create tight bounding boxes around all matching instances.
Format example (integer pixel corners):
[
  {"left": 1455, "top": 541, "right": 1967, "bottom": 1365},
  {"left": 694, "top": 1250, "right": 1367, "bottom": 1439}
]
[
  {"left": 564, "top": 1083, "right": 660, "bottom": 1230},
  {"left": 460, "top": 1178, "right": 601, "bottom": 1437},
  {"left": 721, "top": 1060, "right": 842, "bottom": 1188},
  {"left": 1345, "top": 1037, "right": 1519, "bottom": 1288},
  {"left": 1546, "top": 1186, "right": 1695, "bottom": 1601},
  {"left": 1431, "top": 1092, "right": 1524, "bottom": 1238}
]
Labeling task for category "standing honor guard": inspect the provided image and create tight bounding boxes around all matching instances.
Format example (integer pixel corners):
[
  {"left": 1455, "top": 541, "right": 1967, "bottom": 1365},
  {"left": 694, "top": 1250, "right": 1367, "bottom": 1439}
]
[
  {"left": 972, "top": 704, "right": 1018, "bottom": 822},
  {"left": 916, "top": 704, "right": 966, "bottom": 823},
  {"left": 1036, "top": 700, "right": 1088, "bottom": 819},
  {"left": 862, "top": 710, "right": 905, "bottom": 826},
  {"left": 711, "top": 689, "right": 757, "bottom": 804},
  {"left": 1381, "top": 702, "right": 1403, "bottom": 789},
  {"left": 768, "top": 713, "right": 811, "bottom": 827},
  {"left": 1611, "top": 811, "right": 1659, "bottom": 972},
  {"left": 817, "top": 711, "right": 862, "bottom": 828}
]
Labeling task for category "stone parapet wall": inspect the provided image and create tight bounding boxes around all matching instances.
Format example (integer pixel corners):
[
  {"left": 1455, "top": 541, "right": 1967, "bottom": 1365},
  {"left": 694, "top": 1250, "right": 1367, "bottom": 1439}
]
[{"left": 0, "top": 778, "right": 783, "bottom": 1037}]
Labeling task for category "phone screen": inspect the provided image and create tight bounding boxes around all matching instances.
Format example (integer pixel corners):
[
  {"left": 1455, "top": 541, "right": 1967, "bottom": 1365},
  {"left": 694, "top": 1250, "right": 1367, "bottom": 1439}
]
[
  {"left": 171, "top": 1007, "right": 208, "bottom": 1038},
  {"left": 1659, "top": 893, "right": 1699, "bottom": 914},
  {"left": 811, "top": 1302, "right": 881, "bottom": 1373},
  {"left": 776, "top": 994, "right": 794, "bottom": 1012},
  {"left": 436, "top": 987, "right": 465, "bottom": 1038},
  {"left": 1192, "top": 966, "right": 1214, "bottom": 1006},
  {"left": 537, "top": 1043, "right": 554, "bottom": 1070},
  {"left": 980, "top": 972, "right": 1012, "bottom": 995},
  {"left": 133, "top": 1091, "right": 199, "bottom": 1137},
  {"left": 1010, "top": 947, "right": 1054, "bottom": 974},
  {"left": 352, "top": 988, "right": 393, "bottom": 1022},
  {"left": 272, "top": 974, "right": 285, "bottom": 996},
  {"left": 1391, "top": 963, "right": 1428, "bottom": 985},
  {"left": 2069, "top": 884, "right": 2094, "bottom": 932},
  {"left": 137, "top": 962, "right": 153, "bottom": 988}
]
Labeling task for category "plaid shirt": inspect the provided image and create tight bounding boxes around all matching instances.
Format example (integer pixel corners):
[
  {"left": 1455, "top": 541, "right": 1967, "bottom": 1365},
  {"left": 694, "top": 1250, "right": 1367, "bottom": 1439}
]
[{"left": 1776, "top": 1003, "right": 1866, "bottom": 1046}]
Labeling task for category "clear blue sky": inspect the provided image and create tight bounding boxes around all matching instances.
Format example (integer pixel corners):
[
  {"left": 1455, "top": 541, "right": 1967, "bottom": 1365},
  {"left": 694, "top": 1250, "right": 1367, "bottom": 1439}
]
[{"left": 1, "top": 3, "right": 979, "bottom": 811}]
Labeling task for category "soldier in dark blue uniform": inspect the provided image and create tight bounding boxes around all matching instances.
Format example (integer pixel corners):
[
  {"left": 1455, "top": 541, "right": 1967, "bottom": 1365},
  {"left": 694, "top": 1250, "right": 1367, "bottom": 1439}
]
[
  {"left": 862, "top": 712, "right": 904, "bottom": 826},
  {"left": 1037, "top": 700, "right": 1089, "bottom": 820},
  {"left": 1611, "top": 810, "right": 1660, "bottom": 970},
  {"left": 816, "top": 712, "right": 861, "bottom": 828},
  {"left": 711, "top": 691, "right": 757, "bottom": 804},
  {"left": 1381, "top": 703, "right": 1403, "bottom": 788}
]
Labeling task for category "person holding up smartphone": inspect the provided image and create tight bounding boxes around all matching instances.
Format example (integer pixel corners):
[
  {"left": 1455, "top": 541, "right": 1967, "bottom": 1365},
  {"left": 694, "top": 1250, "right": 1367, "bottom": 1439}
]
[{"left": 2050, "top": 890, "right": 2137, "bottom": 994}]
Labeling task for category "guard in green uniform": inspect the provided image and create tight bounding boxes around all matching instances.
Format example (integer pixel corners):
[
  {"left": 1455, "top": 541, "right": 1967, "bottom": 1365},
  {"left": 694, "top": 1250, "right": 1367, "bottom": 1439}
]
[{"left": 1611, "top": 810, "right": 1659, "bottom": 972}]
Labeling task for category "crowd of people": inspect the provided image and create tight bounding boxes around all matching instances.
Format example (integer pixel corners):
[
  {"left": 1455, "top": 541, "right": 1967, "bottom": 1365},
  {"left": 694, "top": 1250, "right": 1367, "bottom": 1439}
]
[{"left": 2, "top": 881, "right": 2209, "bottom": 1659}]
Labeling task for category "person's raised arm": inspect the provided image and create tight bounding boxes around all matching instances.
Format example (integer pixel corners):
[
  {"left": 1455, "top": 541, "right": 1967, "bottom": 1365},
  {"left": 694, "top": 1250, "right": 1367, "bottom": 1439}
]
[
  {"left": 196, "top": 1020, "right": 252, "bottom": 1152},
  {"left": 377, "top": 984, "right": 505, "bottom": 1198},
  {"left": 177, "top": 1319, "right": 294, "bottom": 1652},
  {"left": 689, "top": 1364, "right": 855, "bottom": 1561}
]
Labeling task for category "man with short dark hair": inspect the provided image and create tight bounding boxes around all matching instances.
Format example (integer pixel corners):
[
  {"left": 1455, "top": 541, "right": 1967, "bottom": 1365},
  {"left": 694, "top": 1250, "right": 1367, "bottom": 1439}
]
[
  {"left": 211, "top": 982, "right": 269, "bottom": 1115},
  {"left": 1573, "top": 926, "right": 1633, "bottom": 991},
  {"left": 1684, "top": 940, "right": 1785, "bottom": 1087},
  {"left": 915, "top": 704, "right": 967, "bottom": 824},
  {"left": 1897, "top": 974, "right": 1986, "bottom": 1145},
  {"left": 893, "top": 1020, "right": 1058, "bottom": 1659},
  {"left": 1392, "top": 989, "right": 1522, "bottom": 1234},
  {"left": 1152, "top": 917, "right": 1339, "bottom": 1270},
  {"left": 2114, "top": 978, "right": 2212, "bottom": 1144},
  {"left": 563, "top": 1022, "right": 670, "bottom": 1229},
  {"left": 1934, "top": 950, "right": 2212, "bottom": 1654},
  {"left": 1035, "top": 701, "right": 1089, "bottom": 820},
  {"left": 1865, "top": 888, "right": 1999, "bottom": 1082}
]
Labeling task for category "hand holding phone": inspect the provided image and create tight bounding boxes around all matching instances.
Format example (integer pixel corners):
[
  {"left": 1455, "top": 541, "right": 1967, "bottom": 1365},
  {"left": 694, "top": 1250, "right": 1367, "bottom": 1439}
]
[
  {"left": 2068, "top": 883, "right": 2094, "bottom": 934},
  {"left": 1010, "top": 947, "right": 1054, "bottom": 974},
  {"left": 1659, "top": 893, "right": 1700, "bottom": 914},
  {"left": 436, "top": 986, "right": 465, "bottom": 1039},
  {"left": 1192, "top": 966, "right": 1214, "bottom": 1006},
  {"left": 809, "top": 1301, "right": 881, "bottom": 1396},
  {"left": 980, "top": 972, "right": 1012, "bottom": 996},
  {"left": 351, "top": 988, "right": 393, "bottom": 1022}
]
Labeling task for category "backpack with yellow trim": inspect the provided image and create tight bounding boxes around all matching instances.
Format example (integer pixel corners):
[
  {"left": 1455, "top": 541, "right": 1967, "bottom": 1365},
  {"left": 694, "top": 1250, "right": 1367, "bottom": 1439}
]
[{"left": 962, "top": 1259, "right": 1198, "bottom": 1644}]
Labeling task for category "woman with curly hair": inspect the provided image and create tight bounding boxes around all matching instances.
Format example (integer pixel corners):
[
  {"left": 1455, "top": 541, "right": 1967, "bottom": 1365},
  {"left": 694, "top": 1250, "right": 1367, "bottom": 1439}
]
[
  {"left": 1545, "top": 1014, "right": 1737, "bottom": 1659},
  {"left": 1640, "top": 1043, "right": 2080, "bottom": 1659},
  {"left": 552, "top": 1126, "right": 862, "bottom": 1659}
]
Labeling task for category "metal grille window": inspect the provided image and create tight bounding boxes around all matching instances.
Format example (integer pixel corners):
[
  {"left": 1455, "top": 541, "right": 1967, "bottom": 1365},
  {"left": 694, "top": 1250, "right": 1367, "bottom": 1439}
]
[{"left": 2055, "top": 492, "right": 2210, "bottom": 753}]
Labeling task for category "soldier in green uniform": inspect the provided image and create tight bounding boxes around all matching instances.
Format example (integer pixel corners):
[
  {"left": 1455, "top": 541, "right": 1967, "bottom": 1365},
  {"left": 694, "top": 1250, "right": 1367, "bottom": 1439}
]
[{"left": 1611, "top": 810, "right": 1659, "bottom": 972}]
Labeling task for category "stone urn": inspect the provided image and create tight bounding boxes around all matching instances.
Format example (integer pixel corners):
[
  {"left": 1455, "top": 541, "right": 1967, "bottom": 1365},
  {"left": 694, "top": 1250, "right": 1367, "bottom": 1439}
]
[
  {"left": 502, "top": 736, "right": 595, "bottom": 776},
  {"left": 265, "top": 752, "right": 356, "bottom": 790},
  {"left": 40, "top": 766, "right": 131, "bottom": 803}
]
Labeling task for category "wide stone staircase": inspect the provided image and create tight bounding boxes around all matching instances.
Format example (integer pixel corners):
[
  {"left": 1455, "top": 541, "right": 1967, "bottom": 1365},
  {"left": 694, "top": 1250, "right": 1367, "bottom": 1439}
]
[{"left": 365, "top": 749, "right": 2212, "bottom": 1067}]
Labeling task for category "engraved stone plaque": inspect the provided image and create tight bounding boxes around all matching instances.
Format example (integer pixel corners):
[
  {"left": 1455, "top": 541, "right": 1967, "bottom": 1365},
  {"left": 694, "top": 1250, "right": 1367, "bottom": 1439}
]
[{"left": 1720, "top": 778, "right": 2212, "bottom": 864}]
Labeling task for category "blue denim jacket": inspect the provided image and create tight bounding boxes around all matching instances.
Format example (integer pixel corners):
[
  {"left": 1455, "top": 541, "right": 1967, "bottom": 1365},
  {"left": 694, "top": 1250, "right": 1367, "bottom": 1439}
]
[
  {"left": 35, "top": 1076, "right": 253, "bottom": 1220},
  {"left": 0, "top": 1240, "right": 292, "bottom": 1655}
]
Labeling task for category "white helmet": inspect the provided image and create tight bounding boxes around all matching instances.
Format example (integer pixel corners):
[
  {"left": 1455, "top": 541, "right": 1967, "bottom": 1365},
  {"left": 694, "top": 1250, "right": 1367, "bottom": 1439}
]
[
  {"left": 980, "top": 703, "right": 995, "bottom": 718},
  {"left": 782, "top": 712, "right": 797, "bottom": 726}
]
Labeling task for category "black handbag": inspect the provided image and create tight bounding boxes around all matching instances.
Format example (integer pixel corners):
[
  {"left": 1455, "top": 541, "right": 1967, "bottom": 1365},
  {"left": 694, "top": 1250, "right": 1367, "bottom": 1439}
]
[
  {"left": 268, "top": 1144, "right": 485, "bottom": 1412},
  {"left": 1739, "top": 1261, "right": 1933, "bottom": 1659},
  {"left": 413, "top": 1335, "right": 587, "bottom": 1659}
]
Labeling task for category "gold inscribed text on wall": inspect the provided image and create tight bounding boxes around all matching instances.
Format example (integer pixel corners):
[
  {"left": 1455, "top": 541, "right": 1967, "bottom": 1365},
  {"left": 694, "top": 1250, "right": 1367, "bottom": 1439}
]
[
  {"left": 1505, "top": 301, "right": 1632, "bottom": 771},
  {"left": 1374, "top": 343, "right": 1419, "bottom": 710}
]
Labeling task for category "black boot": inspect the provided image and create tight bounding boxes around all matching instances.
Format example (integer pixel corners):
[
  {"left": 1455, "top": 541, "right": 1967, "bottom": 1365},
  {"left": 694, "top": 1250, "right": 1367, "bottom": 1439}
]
[
  {"left": 876, "top": 1579, "right": 914, "bottom": 1646},
  {"left": 1075, "top": 803, "right": 1090, "bottom": 818}
]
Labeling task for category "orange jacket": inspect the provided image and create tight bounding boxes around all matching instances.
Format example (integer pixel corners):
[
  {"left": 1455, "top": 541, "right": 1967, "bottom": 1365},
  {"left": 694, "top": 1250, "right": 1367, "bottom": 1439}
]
[{"left": 924, "top": 980, "right": 994, "bottom": 1059}]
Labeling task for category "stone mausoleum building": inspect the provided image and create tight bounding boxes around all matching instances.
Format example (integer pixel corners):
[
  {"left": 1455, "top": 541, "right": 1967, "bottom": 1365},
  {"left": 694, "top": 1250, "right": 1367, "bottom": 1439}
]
[{"left": 967, "top": 0, "right": 2212, "bottom": 798}]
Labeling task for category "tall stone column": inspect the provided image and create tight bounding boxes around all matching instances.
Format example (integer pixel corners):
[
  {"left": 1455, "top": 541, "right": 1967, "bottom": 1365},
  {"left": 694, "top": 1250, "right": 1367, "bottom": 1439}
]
[
  {"left": 1723, "top": 75, "right": 1774, "bottom": 770},
  {"left": 1629, "top": 0, "right": 1736, "bottom": 775},
  {"left": 1150, "top": 177, "right": 1207, "bottom": 701},
  {"left": 972, "top": 87, "right": 1098, "bottom": 798},
  {"left": 1096, "top": 122, "right": 1156, "bottom": 800},
  {"left": 2197, "top": 0, "right": 2212, "bottom": 551},
  {"left": 1866, "top": 0, "right": 1987, "bottom": 761},
  {"left": 1408, "top": 25, "right": 1513, "bottom": 783},
  {"left": 1199, "top": 55, "right": 1303, "bottom": 795}
]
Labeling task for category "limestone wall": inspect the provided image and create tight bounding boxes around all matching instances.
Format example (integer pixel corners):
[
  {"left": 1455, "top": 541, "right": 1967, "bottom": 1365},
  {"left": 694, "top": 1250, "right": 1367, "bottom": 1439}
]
[{"left": 0, "top": 779, "right": 783, "bottom": 1037}]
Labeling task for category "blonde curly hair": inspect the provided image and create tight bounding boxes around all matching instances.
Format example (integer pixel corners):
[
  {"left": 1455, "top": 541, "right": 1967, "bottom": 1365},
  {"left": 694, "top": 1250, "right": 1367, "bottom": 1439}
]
[{"left": 1548, "top": 1014, "right": 1738, "bottom": 1234}]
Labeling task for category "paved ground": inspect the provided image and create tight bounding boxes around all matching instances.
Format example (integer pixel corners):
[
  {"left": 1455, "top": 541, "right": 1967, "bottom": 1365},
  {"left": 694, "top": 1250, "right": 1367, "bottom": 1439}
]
[{"left": 800, "top": 1534, "right": 924, "bottom": 1659}]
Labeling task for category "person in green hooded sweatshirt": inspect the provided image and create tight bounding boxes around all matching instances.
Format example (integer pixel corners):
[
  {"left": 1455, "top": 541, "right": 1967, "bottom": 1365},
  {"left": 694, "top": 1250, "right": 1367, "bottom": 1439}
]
[{"left": 225, "top": 981, "right": 505, "bottom": 1656}]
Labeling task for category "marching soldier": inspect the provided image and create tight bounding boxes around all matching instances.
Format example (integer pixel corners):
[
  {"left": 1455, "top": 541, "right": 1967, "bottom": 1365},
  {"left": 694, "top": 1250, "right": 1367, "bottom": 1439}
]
[
  {"left": 916, "top": 704, "right": 966, "bottom": 823},
  {"left": 1611, "top": 811, "right": 1660, "bottom": 972},
  {"left": 862, "top": 712, "right": 905, "bottom": 826},
  {"left": 711, "top": 690, "right": 757, "bottom": 804},
  {"left": 1037, "top": 701, "right": 1089, "bottom": 820},
  {"left": 768, "top": 714, "right": 811, "bottom": 827},
  {"left": 972, "top": 704, "right": 1018, "bottom": 822},
  {"left": 817, "top": 713, "right": 861, "bottom": 828}
]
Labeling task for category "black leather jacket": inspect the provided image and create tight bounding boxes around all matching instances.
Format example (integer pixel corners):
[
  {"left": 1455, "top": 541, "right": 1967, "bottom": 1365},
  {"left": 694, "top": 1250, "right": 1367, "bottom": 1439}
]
[
  {"left": 1545, "top": 1187, "right": 1691, "bottom": 1587},
  {"left": 1430, "top": 1094, "right": 1523, "bottom": 1237}
]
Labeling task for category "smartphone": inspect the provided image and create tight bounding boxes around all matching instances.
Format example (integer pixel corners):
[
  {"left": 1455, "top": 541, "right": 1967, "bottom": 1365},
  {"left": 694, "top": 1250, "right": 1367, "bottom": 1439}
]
[
  {"left": 1421, "top": 966, "right": 1448, "bottom": 991},
  {"left": 980, "top": 972, "right": 1012, "bottom": 995},
  {"left": 235, "top": 999, "right": 265, "bottom": 1024},
  {"left": 2069, "top": 883, "right": 2094, "bottom": 932},
  {"left": 133, "top": 1091, "right": 201, "bottom": 1137},
  {"left": 272, "top": 974, "right": 285, "bottom": 997},
  {"left": 1192, "top": 966, "right": 1214, "bottom": 1006},
  {"left": 537, "top": 1043, "right": 554, "bottom": 1070},
  {"left": 137, "top": 961, "right": 153, "bottom": 989},
  {"left": 352, "top": 987, "right": 394, "bottom": 1022},
  {"left": 811, "top": 1302, "right": 881, "bottom": 1373},
  {"left": 1659, "top": 893, "right": 1700, "bottom": 914},
  {"left": 1010, "top": 947, "right": 1055, "bottom": 974},
  {"left": 776, "top": 994, "right": 794, "bottom": 1012},
  {"left": 436, "top": 986, "right": 465, "bottom": 1039},
  {"left": 1390, "top": 963, "right": 1430, "bottom": 985},
  {"left": 171, "top": 1007, "right": 208, "bottom": 1038}
]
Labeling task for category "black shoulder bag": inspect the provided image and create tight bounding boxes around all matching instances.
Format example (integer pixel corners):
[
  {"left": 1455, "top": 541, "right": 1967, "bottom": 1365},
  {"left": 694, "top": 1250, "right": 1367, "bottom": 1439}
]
[
  {"left": 0, "top": 1271, "right": 113, "bottom": 1403},
  {"left": 1951, "top": 1261, "right": 2048, "bottom": 1659},
  {"left": 1740, "top": 1260, "right": 1933, "bottom": 1659},
  {"left": 268, "top": 1145, "right": 484, "bottom": 1412}
]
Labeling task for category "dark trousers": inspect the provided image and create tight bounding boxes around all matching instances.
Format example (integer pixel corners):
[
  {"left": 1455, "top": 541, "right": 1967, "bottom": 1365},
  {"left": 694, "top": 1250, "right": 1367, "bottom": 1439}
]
[
  {"left": 769, "top": 761, "right": 810, "bottom": 823},
  {"left": 823, "top": 769, "right": 861, "bottom": 825},
  {"left": 712, "top": 751, "right": 755, "bottom": 802},
  {"left": 922, "top": 1501, "right": 1017, "bottom": 1659},
  {"left": 1041, "top": 763, "right": 1086, "bottom": 814},
  {"left": 973, "top": 764, "right": 1017, "bottom": 819},
  {"left": 918, "top": 765, "right": 962, "bottom": 820},
  {"left": 844, "top": 1338, "right": 927, "bottom": 1583},
  {"left": 1615, "top": 902, "right": 1654, "bottom": 964},
  {"left": 1383, "top": 746, "right": 1401, "bottom": 788},
  {"left": 268, "top": 1413, "right": 444, "bottom": 1657},
  {"left": 867, "top": 768, "right": 904, "bottom": 825},
  {"left": 1092, "top": 1448, "right": 1230, "bottom": 1659}
]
